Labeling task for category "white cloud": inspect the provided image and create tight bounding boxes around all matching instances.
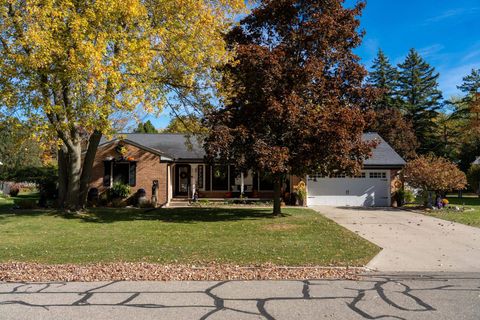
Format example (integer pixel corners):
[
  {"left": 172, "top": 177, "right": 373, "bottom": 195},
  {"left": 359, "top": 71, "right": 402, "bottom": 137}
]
[
  {"left": 438, "top": 63, "right": 480, "bottom": 98},
  {"left": 418, "top": 44, "right": 445, "bottom": 58},
  {"left": 425, "top": 7, "right": 479, "bottom": 24}
]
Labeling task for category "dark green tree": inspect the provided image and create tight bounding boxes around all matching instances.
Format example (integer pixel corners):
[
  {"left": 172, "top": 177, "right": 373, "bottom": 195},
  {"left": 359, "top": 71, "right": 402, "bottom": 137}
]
[
  {"left": 367, "top": 49, "right": 399, "bottom": 109},
  {"left": 453, "top": 69, "right": 480, "bottom": 171},
  {"left": 0, "top": 118, "right": 44, "bottom": 180},
  {"left": 458, "top": 68, "right": 480, "bottom": 94},
  {"left": 396, "top": 49, "right": 442, "bottom": 154},
  {"left": 367, "top": 49, "right": 418, "bottom": 158},
  {"left": 133, "top": 120, "right": 158, "bottom": 133},
  {"left": 163, "top": 115, "right": 206, "bottom": 134}
]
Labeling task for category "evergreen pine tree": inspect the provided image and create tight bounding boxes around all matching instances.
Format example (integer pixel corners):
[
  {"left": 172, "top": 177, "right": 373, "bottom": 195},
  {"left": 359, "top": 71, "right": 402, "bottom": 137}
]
[
  {"left": 367, "top": 49, "right": 399, "bottom": 109},
  {"left": 396, "top": 48, "right": 442, "bottom": 154},
  {"left": 458, "top": 68, "right": 480, "bottom": 94},
  {"left": 134, "top": 120, "right": 158, "bottom": 133},
  {"left": 453, "top": 69, "right": 480, "bottom": 124},
  {"left": 454, "top": 69, "right": 480, "bottom": 169}
]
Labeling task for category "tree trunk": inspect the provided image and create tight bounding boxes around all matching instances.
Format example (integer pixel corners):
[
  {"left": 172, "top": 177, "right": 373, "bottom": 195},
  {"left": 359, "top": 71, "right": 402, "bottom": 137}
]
[
  {"left": 57, "top": 145, "right": 69, "bottom": 208},
  {"left": 272, "top": 174, "right": 282, "bottom": 216},
  {"left": 65, "top": 141, "right": 82, "bottom": 210},
  {"left": 78, "top": 130, "right": 102, "bottom": 208}
]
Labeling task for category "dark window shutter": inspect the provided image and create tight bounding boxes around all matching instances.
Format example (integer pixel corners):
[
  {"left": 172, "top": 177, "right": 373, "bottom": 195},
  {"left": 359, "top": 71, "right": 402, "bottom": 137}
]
[
  {"left": 103, "top": 161, "right": 111, "bottom": 187},
  {"left": 205, "top": 165, "right": 211, "bottom": 191},
  {"left": 197, "top": 165, "right": 204, "bottom": 189},
  {"left": 129, "top": 162, "right": 137, "bottom": 187},
  {"left": 229, "top": 165, "right": 235, "bottom": 191}
]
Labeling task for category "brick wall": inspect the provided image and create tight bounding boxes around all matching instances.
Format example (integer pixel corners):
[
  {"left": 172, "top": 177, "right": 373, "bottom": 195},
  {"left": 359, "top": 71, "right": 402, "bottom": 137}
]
[{"left": 90, "top": 142, "right": 169, "bottom": 206}]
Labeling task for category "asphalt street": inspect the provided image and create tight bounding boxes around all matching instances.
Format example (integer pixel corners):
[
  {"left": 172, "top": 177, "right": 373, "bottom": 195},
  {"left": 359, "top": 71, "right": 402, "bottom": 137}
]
[{"left": 1, "top": 273, "right": 479, "bottom": 319}]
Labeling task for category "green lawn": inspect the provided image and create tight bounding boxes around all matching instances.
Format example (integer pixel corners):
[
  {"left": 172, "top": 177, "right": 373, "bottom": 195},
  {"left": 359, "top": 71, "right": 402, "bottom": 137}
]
[
  {"left": 0, "top": 192, "right": 39, "bottom": 210},
  {"left": 425, "top": 196, "right": 480, "bottom": 228},
  {"left": 0, "top": 197, "right": 379, "bottom": 266}
]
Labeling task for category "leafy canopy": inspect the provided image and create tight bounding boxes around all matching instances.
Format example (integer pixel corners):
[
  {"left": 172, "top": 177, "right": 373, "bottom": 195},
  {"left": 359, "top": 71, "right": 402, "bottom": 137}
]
[
  {"left": 205, "top": 0, "right": 376, "bottom": 178},
  {"left": 0, "top": 0, "right": 246, "bottom": 143},
  {"left": 404, "top": 155, "right": 467, "bottom": 192},
  {"left": 163, "top": 115, "right": 205, "bottom": 134},
  {"left": 0, "top": 117, "right": 44, "bottom": 179}
]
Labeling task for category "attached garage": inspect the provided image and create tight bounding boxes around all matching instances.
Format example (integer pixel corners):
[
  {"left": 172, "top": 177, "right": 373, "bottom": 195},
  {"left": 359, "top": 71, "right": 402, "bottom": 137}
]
[
  {"left": 306, "top": 133, "right": 406, "bottom": 207},
  {"left": 307, "top": 170, "right": 391, "bottom": 207}
]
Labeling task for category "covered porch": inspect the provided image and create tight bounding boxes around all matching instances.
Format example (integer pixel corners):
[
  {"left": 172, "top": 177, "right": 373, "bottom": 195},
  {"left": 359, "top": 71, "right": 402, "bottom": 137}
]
[{"left": 167, "top": 163, "right": 294, "bottom": 204}]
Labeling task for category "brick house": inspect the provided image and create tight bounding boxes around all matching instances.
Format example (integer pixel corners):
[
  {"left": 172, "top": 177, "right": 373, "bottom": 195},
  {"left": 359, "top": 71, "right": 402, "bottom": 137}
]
[{"left": 89, "top": 133, "right": 405, "bottom": 207}]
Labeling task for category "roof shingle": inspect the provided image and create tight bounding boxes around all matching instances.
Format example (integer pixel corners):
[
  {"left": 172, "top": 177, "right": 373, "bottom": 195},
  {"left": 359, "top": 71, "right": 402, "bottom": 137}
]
[{"left": 100, "top": 132, "right": 406, "bottom": 167}]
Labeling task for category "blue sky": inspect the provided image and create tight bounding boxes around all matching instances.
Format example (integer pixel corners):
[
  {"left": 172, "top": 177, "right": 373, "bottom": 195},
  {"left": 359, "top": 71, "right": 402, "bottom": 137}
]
[
  {"left": 349, "top": 0, "right": 480, "bottom": 98},
  {"left": 150, "top": 0, "right": 480, "bottom": 129}
]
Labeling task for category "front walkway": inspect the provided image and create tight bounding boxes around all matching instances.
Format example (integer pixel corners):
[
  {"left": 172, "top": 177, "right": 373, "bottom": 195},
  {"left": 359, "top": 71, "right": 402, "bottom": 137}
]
[
  {"left": 312, "top": 206, "right": 480, "bottom": 272},
  {"left": 1, "top": 274, "right": 480, "bottom": 319}
]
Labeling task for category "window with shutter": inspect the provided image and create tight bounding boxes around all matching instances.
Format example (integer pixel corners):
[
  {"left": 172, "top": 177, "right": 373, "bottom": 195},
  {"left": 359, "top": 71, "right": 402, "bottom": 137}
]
[
  {"left": 103, "top": 161, "right": 112, "bottom": 187},
  {"left": 129, "top": 162, "right": 137, "bottom": 187}
]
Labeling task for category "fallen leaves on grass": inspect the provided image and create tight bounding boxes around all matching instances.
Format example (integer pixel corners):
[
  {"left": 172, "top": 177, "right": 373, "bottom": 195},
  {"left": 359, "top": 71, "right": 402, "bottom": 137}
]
[{"left": 0, "top": 262, "right": 361, "bottom": 282}]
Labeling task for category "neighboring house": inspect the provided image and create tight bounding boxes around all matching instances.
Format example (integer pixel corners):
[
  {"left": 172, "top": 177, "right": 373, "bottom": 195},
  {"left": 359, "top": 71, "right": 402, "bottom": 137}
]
[
  {"left": 90, "top": 133, "right": 405, "bottom": 207},
  {"left": 472, "top": 156, "right": 480, "bottom": 165}
]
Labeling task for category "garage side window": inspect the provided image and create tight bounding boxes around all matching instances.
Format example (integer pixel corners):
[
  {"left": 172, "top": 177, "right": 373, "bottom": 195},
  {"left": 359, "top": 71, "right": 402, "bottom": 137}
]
[{"left": 369, "top": 172, "right": 386, "bottom": 179}]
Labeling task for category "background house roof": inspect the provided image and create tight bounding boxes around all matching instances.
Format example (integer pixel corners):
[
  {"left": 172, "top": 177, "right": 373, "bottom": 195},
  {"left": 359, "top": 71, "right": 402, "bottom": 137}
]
[
  {"left": 472, "top": 156, "right": 480, "bottom": 165},
  {"left": 100, "top": 132, "right": 406, "bottom": 166}
]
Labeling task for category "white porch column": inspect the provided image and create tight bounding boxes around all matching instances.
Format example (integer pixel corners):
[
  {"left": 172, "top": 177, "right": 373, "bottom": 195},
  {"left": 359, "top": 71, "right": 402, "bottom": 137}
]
[{"left": 240, "top": 172, "right": 244, "bottom": 195}]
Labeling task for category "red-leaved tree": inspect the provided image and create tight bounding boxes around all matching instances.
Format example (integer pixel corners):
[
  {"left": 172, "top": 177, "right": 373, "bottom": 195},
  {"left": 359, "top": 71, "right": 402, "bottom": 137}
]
[
  {"left": 204, "top": 0, "right": 377, "bottom": 214},
  {"left": 404, "top": 155, "right": 467, "bottom": 205}
]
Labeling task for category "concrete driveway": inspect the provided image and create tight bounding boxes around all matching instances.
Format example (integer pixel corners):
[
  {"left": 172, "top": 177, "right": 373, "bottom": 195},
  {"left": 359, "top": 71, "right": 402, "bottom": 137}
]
[{"left": 312, "top": 206, "right": 480, "bottom": 272}]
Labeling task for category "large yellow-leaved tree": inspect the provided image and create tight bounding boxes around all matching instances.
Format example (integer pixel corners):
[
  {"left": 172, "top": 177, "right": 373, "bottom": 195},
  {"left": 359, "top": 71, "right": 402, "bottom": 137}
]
[{"left": 0, "top": 0, "right": 245, "bottom": 209}]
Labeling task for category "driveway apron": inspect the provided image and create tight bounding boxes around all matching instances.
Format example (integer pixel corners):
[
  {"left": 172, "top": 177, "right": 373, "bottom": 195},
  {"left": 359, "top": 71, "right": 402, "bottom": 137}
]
[{"left": 312, "top": 206, "right": 480, "bottom": 272}]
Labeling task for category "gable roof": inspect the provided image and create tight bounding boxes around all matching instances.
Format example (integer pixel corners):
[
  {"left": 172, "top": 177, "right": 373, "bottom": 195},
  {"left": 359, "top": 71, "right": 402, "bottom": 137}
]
[
  {"left": 362, "top": 133, "right": 406, "bottom": 167},
  {"left": 100, "top": 132, "right": 406, "bottom": 167},
  {"left": 473, "top": 156, "right": 480, "bottom": 165},
  {"left": 99, "top": 133, "right": 205, "bottom": 161}
]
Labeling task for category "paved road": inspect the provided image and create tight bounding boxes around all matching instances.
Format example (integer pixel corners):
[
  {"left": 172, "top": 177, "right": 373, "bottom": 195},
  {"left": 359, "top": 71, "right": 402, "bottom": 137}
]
[
  {"left": 1, "top": 274, "right": 479, "bottom": 319},
  {"left": 312, "top": 206, "right": 480, "bottom": 272}
]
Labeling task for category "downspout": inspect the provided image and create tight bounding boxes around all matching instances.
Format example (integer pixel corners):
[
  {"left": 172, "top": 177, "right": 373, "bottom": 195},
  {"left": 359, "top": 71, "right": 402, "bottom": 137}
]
[{"left": 166, "top": 163, "right": 169, "bottom": 207}]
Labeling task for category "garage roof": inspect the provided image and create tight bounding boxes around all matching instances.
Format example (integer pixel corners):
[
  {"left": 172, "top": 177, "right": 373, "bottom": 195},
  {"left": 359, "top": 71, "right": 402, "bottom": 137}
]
[
  {"left": 100, "top": 132, "right": 406, "bottom": 166},
  {"left": 362, "top": 133, "right": 406, "bottom": 168}
]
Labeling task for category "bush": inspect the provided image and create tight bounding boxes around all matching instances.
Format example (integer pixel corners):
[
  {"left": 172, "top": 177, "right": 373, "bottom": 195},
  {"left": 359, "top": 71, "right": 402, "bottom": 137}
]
[
  {"left": 403, "top": 189, "right": 416, "bottom": 204},
  {"left": 15, "top": 199, "right": 37, "bottom": 209},
  {"left": 9, "top": 184, "right": 20, "bottom": 197},
  {"left": 98, "top": 192, "right": 109, "bottom": 207},
  {"left": 138, "top": 199, "right": 155, "bottom": 208},
  {"left": 468, "top": 164, "right": 480, "bottom": 193},
  {"left": 109, "top": 182, "right": 131, "bottom": 199},
  {"left": 111, "top": 198, "right": 127, "bottom": 208},
  {"left": 10, "top": 166, "right": 58, "bottom": 207},
  {"left": 394, "top": 188, "right": 417, "bottom": 206}
]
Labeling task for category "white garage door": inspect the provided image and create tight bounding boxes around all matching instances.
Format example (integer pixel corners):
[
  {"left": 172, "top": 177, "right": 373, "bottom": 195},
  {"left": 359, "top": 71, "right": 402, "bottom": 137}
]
[{"left": 307, "top": 170, "right": 390, "bottom": 207}]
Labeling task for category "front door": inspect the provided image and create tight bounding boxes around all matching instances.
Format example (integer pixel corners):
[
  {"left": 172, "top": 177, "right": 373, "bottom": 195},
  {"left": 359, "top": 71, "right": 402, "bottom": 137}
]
[{"left": 175, "top": 165, "right": 191, "bottom": 196}]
